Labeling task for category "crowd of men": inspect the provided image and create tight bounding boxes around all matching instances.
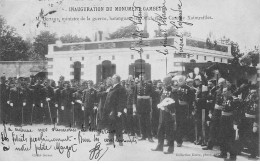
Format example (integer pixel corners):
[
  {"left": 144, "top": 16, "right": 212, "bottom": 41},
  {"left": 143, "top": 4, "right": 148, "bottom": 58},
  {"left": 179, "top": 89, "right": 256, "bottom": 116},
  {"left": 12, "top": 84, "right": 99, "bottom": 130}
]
[{"left": 0, "top": 71, "right": 259, "bottom": 160}]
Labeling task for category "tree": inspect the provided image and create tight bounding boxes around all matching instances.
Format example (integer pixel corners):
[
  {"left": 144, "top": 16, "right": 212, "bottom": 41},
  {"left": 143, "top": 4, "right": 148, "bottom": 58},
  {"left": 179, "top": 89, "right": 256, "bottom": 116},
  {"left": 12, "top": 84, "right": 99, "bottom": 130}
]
[
  {"left": 33, "top": 31, "right": 58, "bottom": 60},
  {"left": 240, "top": 48, "right": 260, "bottom": 66},
  {"left": 230, "top": 41, "right": 243, "bottom": 65},
  {"left": 154, "top": 26, "right": 191, "bottom": 37},
  {"left": 219, "top": 36, "right": 243, "bottom": 65},
  {"left": 0, "top": 15, "right": 30, "bottom": 61},
  {"left": 60, "top": 34, "right": 91, "bottom": 43},
  {"left": 107, "top": 24, "right": 137, "bottom": 40}
]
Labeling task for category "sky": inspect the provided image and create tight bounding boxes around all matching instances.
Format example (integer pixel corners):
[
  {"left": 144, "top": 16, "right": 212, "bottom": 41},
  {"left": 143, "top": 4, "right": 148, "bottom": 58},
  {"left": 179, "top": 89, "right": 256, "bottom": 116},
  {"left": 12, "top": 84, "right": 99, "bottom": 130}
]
[{"left": 0, "top": 0, "right": 260, "bottom": 53}]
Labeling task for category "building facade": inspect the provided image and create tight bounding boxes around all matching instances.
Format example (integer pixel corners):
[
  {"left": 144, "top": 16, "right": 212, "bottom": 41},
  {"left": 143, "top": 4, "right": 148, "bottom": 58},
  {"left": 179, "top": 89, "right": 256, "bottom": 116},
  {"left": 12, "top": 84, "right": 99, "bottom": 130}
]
[{"left": 46, "top": 37, "right": 232, "bottom": 83}]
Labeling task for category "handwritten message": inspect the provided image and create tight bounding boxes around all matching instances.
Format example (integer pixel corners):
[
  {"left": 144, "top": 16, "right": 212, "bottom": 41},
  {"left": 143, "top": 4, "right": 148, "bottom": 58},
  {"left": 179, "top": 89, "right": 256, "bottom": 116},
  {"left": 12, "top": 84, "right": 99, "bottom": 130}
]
[{"left": 0, "top": 123, "right": 137, "bottom": 160}]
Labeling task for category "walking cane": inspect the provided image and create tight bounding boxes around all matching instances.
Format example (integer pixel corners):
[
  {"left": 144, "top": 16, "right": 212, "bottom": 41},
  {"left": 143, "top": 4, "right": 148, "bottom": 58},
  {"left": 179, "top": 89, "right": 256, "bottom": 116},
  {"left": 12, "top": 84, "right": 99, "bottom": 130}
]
[{"left": 47, "top": 101, "right": 53, "bottom": 124}]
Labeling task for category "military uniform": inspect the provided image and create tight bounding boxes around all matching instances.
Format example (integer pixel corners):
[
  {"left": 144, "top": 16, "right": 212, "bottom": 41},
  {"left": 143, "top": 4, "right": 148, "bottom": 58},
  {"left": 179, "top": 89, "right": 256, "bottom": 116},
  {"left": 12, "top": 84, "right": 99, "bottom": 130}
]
[
  {"left": 125, "top": 86, "right": 135, "bottom": 135},
  {"left": 152, "top": 87, "right": 176, "bottom": 154},
  {"left": 151, "top": 87, "right": 161, "bottom": 137},
  {"left": 82, "top": 87, "right": 98, "bottom": 130},
  {"left": 72, "top": 90, "right": 84, "bottom": 128},
  {"left": 175, "top": 84, "right": 192, "bottom": 146},
  {"left": 54, "top": 85, "right": 64, "bottom": 125},
  {"left": 32, "top": 83, "right": 46, "bottom": 124},
  {"left": 203, "top": 85, "right": 218, "bottom": 150},
  {"left": 194, "top": 84, "right": 207, "bottom": 145},
  {"left": 9, "top": 86, "right": 26, "bottom": 125},
  {"left": 214, "top": 88, "right": 240, "bottom": 160},
  {"left": 133, "top": 81, "right": 153, "bottom": 140},
  {"left": 96, "top": 86, "right": 108, "bottom": 130},
  {"left": 0, "top": 76, "right": 9, "bottom": 123},
  {"left": 61, "top": 86, "right": 74, "bottom": 127},
  {"left": 239, "top": 87, "right": 259, "bottom": 158},
  {"left": 186, "top": 84, "right": 196, "bottom": 142},
  {"left": 23, "top": 84, "right": 35, "bottom": 125},
  {"left": 44, "top": 85, "right": 55, "bottom": 124}
]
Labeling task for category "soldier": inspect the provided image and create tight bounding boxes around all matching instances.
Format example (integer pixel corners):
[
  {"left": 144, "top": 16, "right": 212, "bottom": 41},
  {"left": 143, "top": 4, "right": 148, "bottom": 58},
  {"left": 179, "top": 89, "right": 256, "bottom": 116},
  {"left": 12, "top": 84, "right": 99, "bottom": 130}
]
[
  {"left": 151, "top": 76, "right": 176, "bottom": 154},
  {"left": 82, "top": 80, "right": 98, "bottom": 130},
  {"left": 133, "top": 75, "right": 154, "bottom": 142},
  {"left": 0, "top": 75, "right": 9, "bottom": 124},
  {"left": 54, "top": 80, "right": 64, "bottom": 125},
  {"left": 202, "top": 79, "right": 218, "bottom": 150},
  {"left": 32, "top": 78, "right": 46, "bottom": 124},
  {"left": 186, "top": 78, "right": 196, "bottom": 142},
  {"left": 214, "top": 80, "right": 239, "bottom": 161},
  {"left": 171, "top": 75, "right": 192, "bottom": 147},
  {"left": 193, "top": 75, "right": 207, "bottom": 146},
  {"left": 8, "top": 79, "right": 26, "bottom": 126},
  {"left": 72, "top": 84, "right": 84, "bottom": 128},
  {"left": 44, "top": 79, "right": 55, "bottom": 124},
  {"left": 96, "top": 79, "right": 111, "bottom": 134},
  {"left": 239, "top": 85, "right": 259, "bottom": 159},
  {"left": 150, "top": 81, "right": 162, "bottom": 138},
  {"left": 23, "top": 79, "right": 35, "bottom": 125},
  {"left": 124, "top": 79, "right": 135, "bottom": 136},
  {"left": 61, "top": 81, "right": 74, "bottom": 127}
]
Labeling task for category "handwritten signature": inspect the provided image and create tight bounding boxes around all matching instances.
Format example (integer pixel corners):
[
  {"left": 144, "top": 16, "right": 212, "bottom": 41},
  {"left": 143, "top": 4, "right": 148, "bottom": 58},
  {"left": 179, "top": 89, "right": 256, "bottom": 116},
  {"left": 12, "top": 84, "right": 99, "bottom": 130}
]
[
  {"left": 89, "top": 142, "right": 109, "bottom": 161},
  {"left": 170, "top": 0, "right": 193, "bottom": 29}
]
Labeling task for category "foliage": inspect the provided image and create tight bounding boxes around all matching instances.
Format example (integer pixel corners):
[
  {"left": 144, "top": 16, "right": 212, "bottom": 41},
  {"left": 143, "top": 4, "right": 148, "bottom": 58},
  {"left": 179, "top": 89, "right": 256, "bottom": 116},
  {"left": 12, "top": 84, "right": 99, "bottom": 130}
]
[
  {"left": 107, "top": 24, "right": 137, "bottom": 40},
  {"left": 60, "top": 34, "right": 91, "bottom": 43},
  {"left": 240, "top": 50, "right": 260, "bottom": 66},
  {"left": 33, "top": 31, "right": 58, "bottom": 60},
  {"left": 0, "top": 15, "right": 30, "bottom": 61}
]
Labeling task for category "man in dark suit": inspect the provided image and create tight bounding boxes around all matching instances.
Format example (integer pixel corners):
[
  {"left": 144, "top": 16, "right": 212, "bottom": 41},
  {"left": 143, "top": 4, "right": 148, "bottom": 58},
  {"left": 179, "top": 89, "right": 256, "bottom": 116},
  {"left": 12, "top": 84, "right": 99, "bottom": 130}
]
[
  {"left": 82, "top": 80, "right": 98, "bottom": 130},
  {"left": 104, "top": 74, "right": 127, "bottom": 146}
]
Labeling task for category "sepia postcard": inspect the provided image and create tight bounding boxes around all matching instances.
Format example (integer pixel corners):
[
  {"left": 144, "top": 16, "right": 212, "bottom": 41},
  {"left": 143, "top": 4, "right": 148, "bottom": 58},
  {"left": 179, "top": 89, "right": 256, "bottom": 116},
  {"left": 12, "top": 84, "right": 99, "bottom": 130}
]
[{"left": 0, "top": 0, "right": 259, "bottom": 161}]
